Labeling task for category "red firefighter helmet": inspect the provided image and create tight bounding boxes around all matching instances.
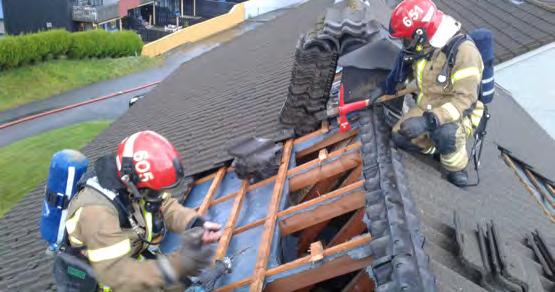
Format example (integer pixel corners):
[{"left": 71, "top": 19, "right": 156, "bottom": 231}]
[
  {"left": 116, "top": 131, "right": 184, "bottom": 192},
  {"left": 389, "top": 0, "right": 461, "bottom": 48}
]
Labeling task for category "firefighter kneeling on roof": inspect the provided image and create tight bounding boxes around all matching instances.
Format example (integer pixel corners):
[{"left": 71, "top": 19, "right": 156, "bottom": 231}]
[
  {"left": 59, "top": 131, "right": 222, "bottom": 291},
  {"left": 387, "top": 0, "right": 486, "bottom": 187}
]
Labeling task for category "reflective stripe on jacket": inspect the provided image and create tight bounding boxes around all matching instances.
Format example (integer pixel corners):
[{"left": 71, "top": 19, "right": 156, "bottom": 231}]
[
  {"left": 413, "top": 40, "right": 484, "bottom": 125},
  {"left": 65, "top": 178, "right": 198, "bottom": 292}
]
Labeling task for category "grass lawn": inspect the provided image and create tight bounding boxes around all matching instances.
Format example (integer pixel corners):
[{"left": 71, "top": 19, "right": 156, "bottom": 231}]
[
  {"left": 0, "top": 120, "right": 111, "bottom": 217},
  {"left": 0, "top": 56, "right": 162, "bottom": 111}
]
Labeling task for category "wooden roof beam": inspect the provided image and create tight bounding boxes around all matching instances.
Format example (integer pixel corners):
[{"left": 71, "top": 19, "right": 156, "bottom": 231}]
[
  {"left": 250, "top": 139, "right": 295, "bottom": 292},
  {"left": 280, "top": 186, "right": 365, "bottom": 236},
  {"left": 295, "top": 129, "right": 359, "bottom": 160},
  {"left": 214, "top": 180, "right": 249, "bottom": 260},
  {"left": 215, "top": 234, "right": 372, "bottom": 292},
  {"left": 289, "top": 152, "right": 361, "bottom": 192},
  {"left": 342, "top": 269, "right": 375, "bottom": 292},
  {"left": 197, "top": 167, "right": 227, "bottom": 216}
]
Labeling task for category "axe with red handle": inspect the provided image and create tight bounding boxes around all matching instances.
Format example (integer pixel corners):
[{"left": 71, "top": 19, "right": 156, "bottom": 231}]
[{"left": 326, "top": 84, "right": 417, "bottom": 133}]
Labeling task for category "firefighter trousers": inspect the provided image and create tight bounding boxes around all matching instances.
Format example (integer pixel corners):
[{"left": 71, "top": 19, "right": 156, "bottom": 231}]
[{"left": 392, "top": 107, "right": 469, "bottom": 172}]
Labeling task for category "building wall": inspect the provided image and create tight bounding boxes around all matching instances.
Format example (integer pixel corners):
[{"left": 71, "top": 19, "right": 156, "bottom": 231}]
[{"left": 2, "top": 0, "right": 74, "bottom": 35}]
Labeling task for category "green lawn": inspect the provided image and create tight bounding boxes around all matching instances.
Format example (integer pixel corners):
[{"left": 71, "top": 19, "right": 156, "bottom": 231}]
[
  {"left": 0, "top": 56, "right": 162, "bottom": 111},
  {"left": 0, "top": 120, "right": 112, "bottom": 217}
]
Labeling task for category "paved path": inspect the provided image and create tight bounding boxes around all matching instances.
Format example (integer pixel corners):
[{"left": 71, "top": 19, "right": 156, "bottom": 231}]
[{"left": 0, "top": 12, "right": 284, "bottom": 147}]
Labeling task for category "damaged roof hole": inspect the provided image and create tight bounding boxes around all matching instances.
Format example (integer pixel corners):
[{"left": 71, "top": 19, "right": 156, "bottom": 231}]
[{"left": 499, "top": 146, "right": 555, "bottom": 221}]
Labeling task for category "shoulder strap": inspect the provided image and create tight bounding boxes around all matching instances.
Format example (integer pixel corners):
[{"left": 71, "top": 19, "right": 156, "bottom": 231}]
[
  {"left": 85, "top": 178, "right": 132, "bottom": 229},
  {"left": 437, "top": 34, "right": 472, "bottom": 85}
]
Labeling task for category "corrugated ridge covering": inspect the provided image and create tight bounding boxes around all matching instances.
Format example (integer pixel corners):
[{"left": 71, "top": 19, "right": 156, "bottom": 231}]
[
  {"left": 356, "top": 108, "right": 436, "bottom": 291},
  {"left": 436, "top": 0, "right": 555, "bottom": 63},
  {"left": 0, "top": 1, "right": 332, "bottom": 290}
]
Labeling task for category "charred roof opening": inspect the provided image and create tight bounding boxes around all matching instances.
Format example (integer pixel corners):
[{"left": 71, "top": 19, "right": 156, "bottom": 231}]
[{"left": 500, "top": 146, "right": 555, "bottom": 221}]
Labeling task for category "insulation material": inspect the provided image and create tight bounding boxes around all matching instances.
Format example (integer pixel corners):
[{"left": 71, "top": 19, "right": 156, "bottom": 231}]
[
  {"left": 185, "top": 179, "right": 213, "bottom": 209},
  {"left": 206, "top": 199, "right": 234, "bottom": 227},
  {"left": 213, "top": 171, "right": 243, "bottom": 200},
  {"left": 216, "top": 225, "right": 265, "bottom": 288},
  {"left": 235, "top": 183, "right": 275, "bottom": 228}
]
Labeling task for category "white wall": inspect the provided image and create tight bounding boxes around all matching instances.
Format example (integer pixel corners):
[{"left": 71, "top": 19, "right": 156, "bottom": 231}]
[{"left": 244, "top": 0, "right": 308, "bottom": 18}]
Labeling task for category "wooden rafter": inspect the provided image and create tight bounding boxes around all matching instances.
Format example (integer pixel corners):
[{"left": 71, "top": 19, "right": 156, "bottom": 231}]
[
  {"left": 215, "top": 234, "right": 373, "bottom": 292},
  {"left": 524, "top": 169, "right": 555, "bottom": 208},
  {"left": 328, "top": 208, "right": 367, "bottom": 247},
  {"left": 197, "top": 167, "right": 227, "bottom": 215},
  {"left": 342, "top": 269, "right": 374, "bottom": 292},
  {"left": 289, "top": 152, "right": 361, "bottom": 192},
  {"left": 250, "top": 139, "right": 295, "bottom": 292},
  {"left": 296, "top": 130, "right": 359, "bottom": 160},
  {"left": 297, "top": 164, "right": 363, "bottom": 252},
  {"left": 265, "top": 255, "right": 371, "bottom": 292},
  {"left": 214, "top": 180, "right": 249, "bottom": 260},
  {"left": 293, "top": 124, "right": 330, "bottom": 145},
  {"left": 202, "top": 143, "right": 361, "bottom": 210},
  {"left": 232, "top": 180, "right": 364, "bottom": 236},
  {"left": 279, "top": 189, "right": 365, "bottom": 236}
]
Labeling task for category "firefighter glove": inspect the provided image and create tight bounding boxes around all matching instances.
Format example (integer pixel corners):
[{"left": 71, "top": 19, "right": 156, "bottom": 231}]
[
  {"left": 399, "top": 112, "right": 438, "bottom": 139},
  {"left": 169, "top": 227, "right": 214, "bottom": 281}
]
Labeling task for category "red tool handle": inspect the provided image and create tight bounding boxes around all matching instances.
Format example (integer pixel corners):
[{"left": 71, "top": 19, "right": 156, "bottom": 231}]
[{"left": 338, "top": 84, "right": 370, "bottom": 133}]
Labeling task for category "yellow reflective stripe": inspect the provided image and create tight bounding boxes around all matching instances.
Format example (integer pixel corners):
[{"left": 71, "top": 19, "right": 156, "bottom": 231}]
[
  {"left": 441, "top": 148, "right": 467, "bottom": 171},
  {"left": 65, "top": 207, "right": 82, "bottom": 235},
  {"left": 462, "top": 118, "right": 473, "bottom": 137},
  {"left": 140, "top": 199, "right": 153, "bottom": 242},
  {"left": 87, "top": 239, "right": 131, "bottom": 262},
  {"left": 69, "top": 236, "right": 83, "bottom": 245},
  {"left": 144, "top": 211, "right": 153, "bottom": 242},
  {"left": 422, "top": 146, "right": 436, "bottom": 155},
  {"left": 470, "top": 101, "right": 484, "bottom": 127},
  {"left": 440, "top": 103, "right": 461, "bottom": 121},
  {"left": 451, "top": 67, "right": 481, "bottom": 83},
  {"left": 415, "top": 59, "right": 427, "bottom": 105}
]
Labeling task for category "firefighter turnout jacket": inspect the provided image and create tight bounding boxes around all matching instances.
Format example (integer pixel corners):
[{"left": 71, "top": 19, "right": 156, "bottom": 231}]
[
  {"left": 393, "top": 40, "right": 484, "bottom": 172},
  {"left": 65, "top": 177, "right": 198, "bottom": 292}
]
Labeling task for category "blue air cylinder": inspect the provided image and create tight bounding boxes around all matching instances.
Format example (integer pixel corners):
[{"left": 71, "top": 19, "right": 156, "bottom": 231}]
[{"left": 40, "top": 150, "right": 88, "bottom": 252}]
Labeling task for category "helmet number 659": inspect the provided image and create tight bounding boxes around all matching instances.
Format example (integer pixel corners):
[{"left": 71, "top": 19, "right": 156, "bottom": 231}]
[{"left": 403, "top": 5, "right": 424, "bottom": 27}]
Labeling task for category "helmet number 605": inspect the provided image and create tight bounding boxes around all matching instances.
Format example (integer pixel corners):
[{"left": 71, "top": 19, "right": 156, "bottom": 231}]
[
  {"left": 403, "top": 5, "right": 424, "bottom": 27},
  {"left": 133, "top": 151, "right": 154, "bottom": 182}
]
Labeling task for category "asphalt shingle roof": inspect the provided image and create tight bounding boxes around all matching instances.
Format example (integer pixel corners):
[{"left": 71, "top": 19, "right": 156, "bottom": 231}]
[
  {"left": 436, "top": 0, "right": 555, "bottom": 63},
  {"left": 0, "top": 1, "right": 332, "bottom": 290},
  {"left": 1, "top": 0, "right": 555, "bottom": 290}
]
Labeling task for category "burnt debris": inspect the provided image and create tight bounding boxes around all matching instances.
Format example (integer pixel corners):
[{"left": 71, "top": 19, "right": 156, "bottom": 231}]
[
  {"left": 227, "top": 137, "right": 282, "bottom": 182},
  {"left": 454, "top": 211, "right": 551, "bottom": 291}
]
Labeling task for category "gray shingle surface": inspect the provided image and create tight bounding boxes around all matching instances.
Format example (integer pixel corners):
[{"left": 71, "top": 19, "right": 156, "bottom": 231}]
[
  {"left": 401, "top": 87, "right": 555, "bottom": 290},
  {"left": 2, "top": 0, "right": 555, "bottom": 291},
  {"left": 0, "top": 1, "right": 332, "bottom": 290},
  {"left": 437, "top": 0, "right": 555, "bottom": 63}
]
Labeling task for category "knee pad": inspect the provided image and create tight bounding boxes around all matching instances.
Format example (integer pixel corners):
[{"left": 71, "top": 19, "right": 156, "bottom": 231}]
[
  {"left": 431, "top": 123, "right": 458, "bottom": 154},
  {"left": 392, "top": 132, "right": 422, "bottom": 152}
]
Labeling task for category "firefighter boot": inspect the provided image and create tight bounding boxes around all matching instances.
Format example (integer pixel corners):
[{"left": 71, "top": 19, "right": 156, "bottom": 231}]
[{"left": 447, "top": 169, "right": 468, "bottom": 187}]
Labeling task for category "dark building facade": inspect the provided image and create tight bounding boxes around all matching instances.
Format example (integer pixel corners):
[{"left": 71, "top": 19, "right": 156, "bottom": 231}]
[
  {"left": 2, "top": 0, "right": 74, "bottom": 35},
  {"left": 1, "top": 0, "right": 244, "bottom": 37}
]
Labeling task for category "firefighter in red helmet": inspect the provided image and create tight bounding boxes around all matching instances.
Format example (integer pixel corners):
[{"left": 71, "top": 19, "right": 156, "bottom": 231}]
[
  {"left": 388, "top": 0, "right": 485, "bottom": 187},
  {"left": 63, "top": 131, "right": 222, "bottom": 291}
]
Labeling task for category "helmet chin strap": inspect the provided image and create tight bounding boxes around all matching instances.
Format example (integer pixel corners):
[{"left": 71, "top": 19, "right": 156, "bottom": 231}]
[{"left": 121, "top": 174, "right": 144, "bottom": 200}]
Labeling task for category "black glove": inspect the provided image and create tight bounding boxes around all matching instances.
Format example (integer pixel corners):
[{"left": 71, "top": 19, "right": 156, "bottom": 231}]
[
  {"left": 399, "top": 112, "right": 438, "bottom": 139},
  {"left": 165, "top": 227, "right": 214, "bottom": 282}
]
